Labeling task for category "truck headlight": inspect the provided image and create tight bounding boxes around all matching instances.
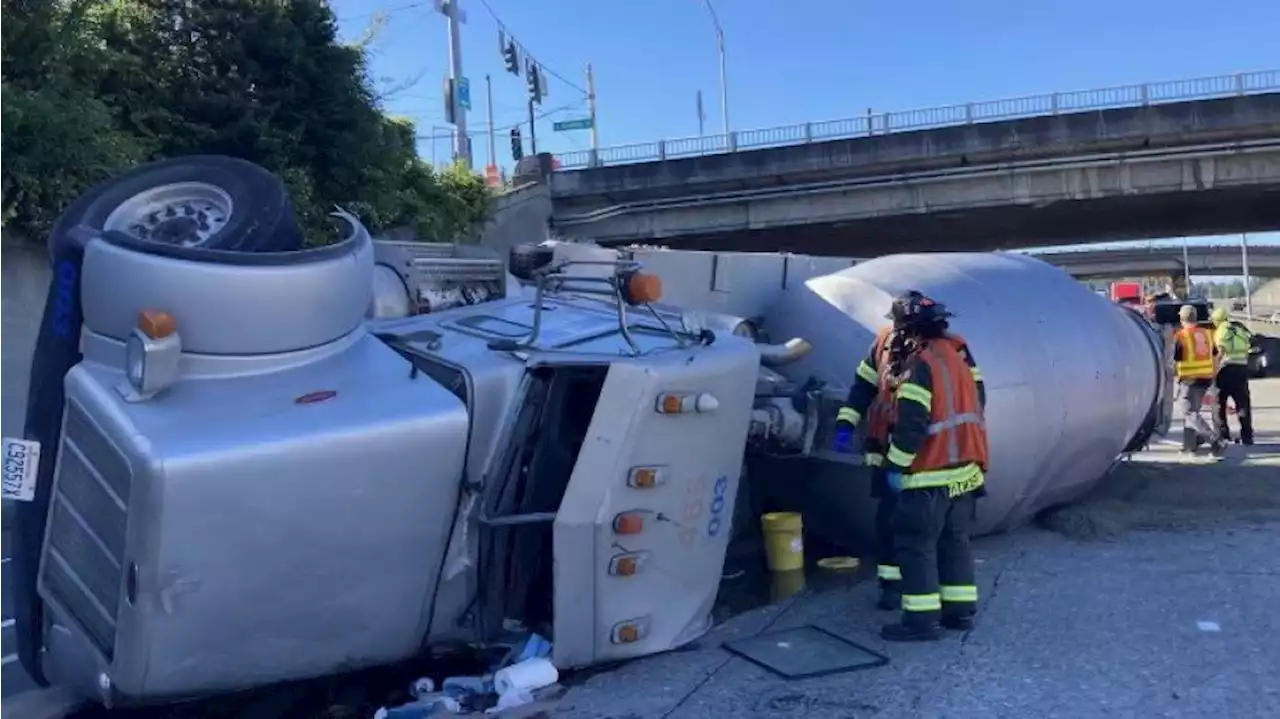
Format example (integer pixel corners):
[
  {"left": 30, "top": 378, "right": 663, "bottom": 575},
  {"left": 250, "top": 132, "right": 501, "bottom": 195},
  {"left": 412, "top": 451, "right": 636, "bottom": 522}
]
[
  {"left": 125, "top": 332, "right": 147, "bottom": 390},
  {"left": 116, "top": 310, "right": 182, "bottom": 401}
]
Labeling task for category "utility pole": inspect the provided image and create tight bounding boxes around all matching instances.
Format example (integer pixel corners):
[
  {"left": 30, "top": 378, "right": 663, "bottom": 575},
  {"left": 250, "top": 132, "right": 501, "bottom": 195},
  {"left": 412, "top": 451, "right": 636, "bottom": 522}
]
[
  {"left": 527, "top": 98, "right": 538, "bottom": 156},
  {"left": 1182, "top": 236, "right": 1193, "bottom": 297},
  {"left": 1242, "top": 233, "right": 1254, "bottom": 321},
  {"left": 485, "top": 74, "right": 497, "bottom": 170},
  {"left": 699, "top": 0, "right": 729, "bottom": 135},
  {"left": 697, "top": 90, "right": 705, "bottom": 136},
  {"left": 587, "top": 63, "right": 599, "bottom": 165},
  {"left": 439, "top": 0, "right": 471, "bottom": 167}
]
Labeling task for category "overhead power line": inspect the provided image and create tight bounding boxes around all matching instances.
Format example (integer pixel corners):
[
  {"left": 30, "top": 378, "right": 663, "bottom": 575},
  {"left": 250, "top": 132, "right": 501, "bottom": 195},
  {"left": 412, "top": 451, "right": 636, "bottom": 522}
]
[
  {"left": 338, "top": 2, "right": 429, "bottom": 23},
  {"left": 414, "top": 100, "right": 587, "bottom": 141},
  {"left": 476, "top": 0, "right": 588, "bottom": 97}
]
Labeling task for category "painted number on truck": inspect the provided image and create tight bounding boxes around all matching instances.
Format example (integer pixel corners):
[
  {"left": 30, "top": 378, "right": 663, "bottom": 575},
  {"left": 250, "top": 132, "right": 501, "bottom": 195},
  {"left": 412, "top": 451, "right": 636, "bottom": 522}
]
[
  {"left": 2, "top": 438, "right": 42, "bottom": 502},
  {"left": 679, "top": 474, "right": 730, "bottom": 546},
  {"left": 707, "top": 475, "right": 729, "bottom": 538}
]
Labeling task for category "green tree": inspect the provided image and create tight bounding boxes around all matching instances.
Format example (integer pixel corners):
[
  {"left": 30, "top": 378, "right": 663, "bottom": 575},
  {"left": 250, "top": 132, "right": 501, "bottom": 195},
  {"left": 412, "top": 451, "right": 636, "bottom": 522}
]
[
  {"left": 1, "top": 0, "right": 490, "bottom": 243},
  {"left": 1, "top": 1, "right": 153, "bottom": 232}
]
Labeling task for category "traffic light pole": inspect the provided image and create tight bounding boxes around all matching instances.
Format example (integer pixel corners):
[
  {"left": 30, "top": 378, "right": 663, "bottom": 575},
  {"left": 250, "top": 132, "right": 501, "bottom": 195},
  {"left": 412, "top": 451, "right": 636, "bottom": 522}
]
[
  {"left": 442, "top": 0, "right": 470, "bottom": 167},
  {"left": 528, "top": 97, "right": 538, "bottom": 155},
  {"left": 587, "top": 63, "right": 599, "bottom": 166},
  {"left": 485, "top": 74, "right": 496, "bottom": 169}
]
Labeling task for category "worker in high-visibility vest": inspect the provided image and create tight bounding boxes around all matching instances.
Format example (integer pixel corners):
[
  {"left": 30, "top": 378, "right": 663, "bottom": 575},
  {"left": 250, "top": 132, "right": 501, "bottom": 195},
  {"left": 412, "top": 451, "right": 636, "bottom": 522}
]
[
  {"left": 877, "top": 291, "right": 989, "bottom": 643},
  {"left": 835, "top": 326, "right": 905, "bottom": 612},
  {"left": 1172, "top": 305, "right": 1225, "bottom": 455},
  {"left": 1210, "top": 307, "right": 1254, "bottom": 446}
]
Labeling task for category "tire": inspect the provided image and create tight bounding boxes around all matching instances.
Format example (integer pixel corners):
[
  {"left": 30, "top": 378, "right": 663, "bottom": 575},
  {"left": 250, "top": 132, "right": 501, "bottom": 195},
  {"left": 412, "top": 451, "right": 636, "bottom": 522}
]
[
  {"left": 509, "top": 244, "right": 554, "bottom": 281},
  {"left": 15, "top": 156, "right": 304, "bottom": 684},
  {"left": 50, "top": 154, "right": 304, "bottom": 255}
]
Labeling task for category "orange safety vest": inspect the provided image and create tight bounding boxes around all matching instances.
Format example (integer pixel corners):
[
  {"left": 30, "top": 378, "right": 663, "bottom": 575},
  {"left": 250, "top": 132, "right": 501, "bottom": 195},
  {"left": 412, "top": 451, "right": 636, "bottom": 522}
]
[
  {"left": 1172, "top": 326, "right": 1215, "bottom": 380},
  {"left": 900, "top": 337, "right": 989, "bottom": 480}
]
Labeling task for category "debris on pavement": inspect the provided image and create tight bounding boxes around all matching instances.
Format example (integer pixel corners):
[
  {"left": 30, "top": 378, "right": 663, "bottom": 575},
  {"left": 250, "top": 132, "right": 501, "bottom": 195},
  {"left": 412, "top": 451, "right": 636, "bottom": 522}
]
[{"left": 372, "top": 634, "right": 561, "bottom": 717}]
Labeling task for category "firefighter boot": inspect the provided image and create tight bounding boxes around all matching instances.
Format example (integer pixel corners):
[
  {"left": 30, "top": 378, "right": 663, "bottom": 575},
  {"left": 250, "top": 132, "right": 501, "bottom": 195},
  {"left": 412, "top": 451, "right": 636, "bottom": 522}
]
[
  {"left": 941, "top": 611, "right": 975, "bottom": 631},
  {"left": 881, "top": 611, "right": 941, "bottom": 642},
  {"left": 876, "top": 580, "right": 901, "bottom": 611},
  {"left": 881, "top": 619, "right": 941, "bottom": 642}
]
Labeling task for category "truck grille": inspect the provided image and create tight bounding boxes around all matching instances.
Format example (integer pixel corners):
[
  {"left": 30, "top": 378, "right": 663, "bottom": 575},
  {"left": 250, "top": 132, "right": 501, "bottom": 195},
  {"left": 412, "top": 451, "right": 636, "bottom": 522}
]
[{"left": 40, "top": 403, "right": 132, "bottom": 661}]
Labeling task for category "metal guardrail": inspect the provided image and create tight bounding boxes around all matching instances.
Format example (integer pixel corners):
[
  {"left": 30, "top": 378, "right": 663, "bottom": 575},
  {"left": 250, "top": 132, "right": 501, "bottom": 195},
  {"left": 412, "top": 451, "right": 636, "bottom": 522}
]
[{"left": 555, "top": 69, "right": 1280, "bottom": 171}]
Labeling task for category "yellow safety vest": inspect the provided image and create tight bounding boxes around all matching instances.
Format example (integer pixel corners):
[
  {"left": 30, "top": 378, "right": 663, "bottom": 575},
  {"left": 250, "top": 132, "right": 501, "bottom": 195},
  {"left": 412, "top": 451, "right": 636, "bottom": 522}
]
[
  {"left": 1173, "top": 326, "right": 1214, "bottom": 379},
  {"left": 1214, "top": 323, "right": 1251, "bottom": 366}
]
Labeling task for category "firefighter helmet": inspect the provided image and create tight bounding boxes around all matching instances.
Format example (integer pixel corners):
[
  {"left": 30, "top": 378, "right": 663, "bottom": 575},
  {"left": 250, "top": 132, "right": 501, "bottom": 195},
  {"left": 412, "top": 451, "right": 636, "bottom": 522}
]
[{"left": 887, "top": 290, "right": 953, "bottom": 329}]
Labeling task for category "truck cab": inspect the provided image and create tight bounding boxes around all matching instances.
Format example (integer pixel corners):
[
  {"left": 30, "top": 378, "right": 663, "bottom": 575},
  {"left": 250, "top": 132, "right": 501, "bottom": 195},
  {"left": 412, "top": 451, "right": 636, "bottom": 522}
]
[{"left": 23, "top": 219, "right": 763, "bottom": 706}]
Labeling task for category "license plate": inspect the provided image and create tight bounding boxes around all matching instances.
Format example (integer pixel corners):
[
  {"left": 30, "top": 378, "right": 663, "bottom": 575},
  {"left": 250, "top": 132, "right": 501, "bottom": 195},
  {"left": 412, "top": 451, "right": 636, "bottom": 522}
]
[{"left": 2, "top": 437, "right": 42, "bottom": 502}]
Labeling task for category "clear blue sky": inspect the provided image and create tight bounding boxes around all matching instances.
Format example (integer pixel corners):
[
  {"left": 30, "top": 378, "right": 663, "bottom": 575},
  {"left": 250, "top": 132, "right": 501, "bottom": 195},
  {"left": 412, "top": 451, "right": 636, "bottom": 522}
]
[{"left": 330, "top": 0, "right": 1279, "bottom": 251}]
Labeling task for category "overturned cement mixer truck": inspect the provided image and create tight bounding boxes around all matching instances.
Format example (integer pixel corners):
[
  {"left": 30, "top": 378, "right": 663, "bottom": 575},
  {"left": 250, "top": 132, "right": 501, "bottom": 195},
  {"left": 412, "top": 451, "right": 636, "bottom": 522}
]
[{"left": 11, "top": 156, "right": 1171, "bottom": 708}]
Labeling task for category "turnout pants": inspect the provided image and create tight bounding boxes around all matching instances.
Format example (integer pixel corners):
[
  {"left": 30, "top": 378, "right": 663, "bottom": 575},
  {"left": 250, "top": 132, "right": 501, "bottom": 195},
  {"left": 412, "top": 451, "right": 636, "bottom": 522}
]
[
  {"left": 1216, "top": 364, "right": 1254, "bottom": 444},
  {"left": 893, "top": 487, "right": 978, "bottom": 627},
  {"left": 871, "top": 468, "right": 901, "bottom": 588}
]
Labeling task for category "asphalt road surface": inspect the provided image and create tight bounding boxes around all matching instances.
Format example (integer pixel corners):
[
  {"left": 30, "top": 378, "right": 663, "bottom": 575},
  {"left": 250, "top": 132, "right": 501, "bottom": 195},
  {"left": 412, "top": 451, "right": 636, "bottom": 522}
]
[
  {"left": 2, "top": 525, "right": 37, "bottom": 698},
  {"left": 3, "top": 380, "right": 1278, "bottom": 715}
]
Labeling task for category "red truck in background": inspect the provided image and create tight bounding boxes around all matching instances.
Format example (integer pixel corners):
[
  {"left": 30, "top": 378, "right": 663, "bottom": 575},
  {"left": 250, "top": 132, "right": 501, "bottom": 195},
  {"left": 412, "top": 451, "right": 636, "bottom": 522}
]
[{"left": 1110, "top": 281, "right": 1143, "bottom": 305}]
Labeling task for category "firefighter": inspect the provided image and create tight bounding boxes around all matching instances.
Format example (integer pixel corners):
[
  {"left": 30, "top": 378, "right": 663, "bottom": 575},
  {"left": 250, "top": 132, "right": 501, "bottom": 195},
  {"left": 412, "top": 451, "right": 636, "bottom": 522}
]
[
  {"left": 878, "top": 291, "right": 989, "bottom": 642},
  {"left": 1172, "top": 305, "right": 1225, "bottom": 455},
  {"left": 835, "top": 325, "right": 904, "bottom": 611},
  {"left": 1210, "top": 307, "right": 1254, "bottom": 445}
]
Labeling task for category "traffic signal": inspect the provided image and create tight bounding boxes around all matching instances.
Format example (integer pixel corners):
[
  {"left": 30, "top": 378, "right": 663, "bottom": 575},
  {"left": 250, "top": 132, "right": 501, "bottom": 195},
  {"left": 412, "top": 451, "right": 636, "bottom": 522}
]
[
  {"left": 526, "top": 59, "right": 543, "bottom": 104},
  {"left": 503, "top": 41, "right": 519, "bottom": 75},
  {"left": 511, "top": 127, "right": 523, "bottom": 161}
]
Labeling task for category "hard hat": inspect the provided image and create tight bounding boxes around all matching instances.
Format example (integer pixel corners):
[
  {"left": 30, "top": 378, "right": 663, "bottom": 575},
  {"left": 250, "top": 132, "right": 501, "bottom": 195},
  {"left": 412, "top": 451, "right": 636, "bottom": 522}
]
[
  {"left": 1210, "top": 307, "right": 1229, "bottom": 325},
  {"left": 887, "top": 290, "right": 953, "bottom": 329},
  {"left": 1178, "top": 304, "right": 1198, "bottom": 322}
]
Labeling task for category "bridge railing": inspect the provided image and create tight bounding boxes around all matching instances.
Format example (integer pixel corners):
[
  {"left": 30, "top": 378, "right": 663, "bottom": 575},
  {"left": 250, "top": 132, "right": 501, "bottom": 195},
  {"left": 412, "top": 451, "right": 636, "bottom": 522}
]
[{"left": 555, "top": 69, "right": 1280, "bottom": 171}]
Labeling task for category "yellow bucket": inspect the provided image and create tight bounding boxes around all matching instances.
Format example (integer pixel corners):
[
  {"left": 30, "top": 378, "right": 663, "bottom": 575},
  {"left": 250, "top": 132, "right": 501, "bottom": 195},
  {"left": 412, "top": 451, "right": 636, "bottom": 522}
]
[
  {"left": 770, "top": 568, "right": 807, "bottom": 601},
  {"left": 761, "top": 512, "right": 804, "bottom": 572}
]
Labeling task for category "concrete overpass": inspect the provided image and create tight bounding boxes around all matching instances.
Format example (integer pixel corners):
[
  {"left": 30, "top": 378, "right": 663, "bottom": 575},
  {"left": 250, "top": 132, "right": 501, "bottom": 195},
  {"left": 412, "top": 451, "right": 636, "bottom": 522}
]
[
  {"left": 543, "top": 71, "right": 1280, "bottom": 255},
  {"left": 1030, "top": 244, "right": 1280, "bottom": 279}
]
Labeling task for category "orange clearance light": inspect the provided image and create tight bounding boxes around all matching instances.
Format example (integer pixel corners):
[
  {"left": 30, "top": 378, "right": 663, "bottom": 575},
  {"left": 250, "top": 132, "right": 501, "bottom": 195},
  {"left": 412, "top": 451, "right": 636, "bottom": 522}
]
[
  {"left": 138, "top": 310, "right": 176, "bottom": 340},
  {"left": 613, "top": 512, "right": 644, "bottom": 535},
  {"left": 656, "top": 393, "right": 686, "bottom": 414},
  {"left": 611, "top": 617, "right": 650, "bottom": 645},
  {"left": 624, "top": 272, "right": 663, "bottom": 305},
  {"left": 609, "top": 554, "right": 640, "bottom": 577},
  {"left": 627, "top": 466, "right": 666, "bottom": 489}
]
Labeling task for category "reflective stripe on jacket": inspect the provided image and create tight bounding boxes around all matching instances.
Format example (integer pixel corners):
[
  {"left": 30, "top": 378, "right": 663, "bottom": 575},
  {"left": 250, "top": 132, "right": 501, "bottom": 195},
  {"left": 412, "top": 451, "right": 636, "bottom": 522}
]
[
  {"left": 1214, "top": 322, "right": 1251, "bottom": 366},
  {"left": 885, "top": 336, "right": 990, "bottom": 493},
  {"left": 1173, "top": 326, "right": 1215, "bottom": 379}
]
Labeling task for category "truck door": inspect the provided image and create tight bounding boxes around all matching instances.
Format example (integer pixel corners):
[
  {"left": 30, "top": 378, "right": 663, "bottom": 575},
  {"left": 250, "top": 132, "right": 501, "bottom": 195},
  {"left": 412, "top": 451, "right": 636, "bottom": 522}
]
[{"left": 551, "top": 341, "right": 760, "bottom": 668}]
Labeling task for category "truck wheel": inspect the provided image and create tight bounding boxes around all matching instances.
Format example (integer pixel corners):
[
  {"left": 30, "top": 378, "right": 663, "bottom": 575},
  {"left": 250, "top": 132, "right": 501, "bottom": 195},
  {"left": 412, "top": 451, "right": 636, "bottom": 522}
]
[
  {"left": 15, "top": 156, "right": 304, "bottom": 686},
  {"left": 509, "top": 244, "right": 555, "bottom": 281},
  {"left": 51, "top": 154, "right": 304, "bottom": 254}
]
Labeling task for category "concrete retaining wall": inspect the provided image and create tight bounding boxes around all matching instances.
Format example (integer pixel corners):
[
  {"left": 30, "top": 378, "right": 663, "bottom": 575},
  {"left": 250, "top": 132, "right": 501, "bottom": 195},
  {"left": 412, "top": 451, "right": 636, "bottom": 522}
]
[
  {"left": 477, "top": 182, "right": 553, "bottom": 252},
  {"left": 2, "top": 234, "right": 49, "bottom": 438},
  {"left": 2, "top": 233, "right": 49, "bottom": 522}
]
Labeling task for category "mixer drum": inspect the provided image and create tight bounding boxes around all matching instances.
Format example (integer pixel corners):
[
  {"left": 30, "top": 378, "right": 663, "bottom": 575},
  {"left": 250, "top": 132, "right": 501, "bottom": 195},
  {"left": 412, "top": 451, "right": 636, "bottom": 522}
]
[{"left": 764, "top": 252, "right": 1166, "bottom": 536}]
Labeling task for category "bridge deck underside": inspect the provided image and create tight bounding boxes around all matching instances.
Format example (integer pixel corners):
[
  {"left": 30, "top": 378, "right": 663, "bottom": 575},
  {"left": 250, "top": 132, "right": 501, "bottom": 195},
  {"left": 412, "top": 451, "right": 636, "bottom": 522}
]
[{"left": 600, "top": 186, "right": 1280, "bottom": 258}]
